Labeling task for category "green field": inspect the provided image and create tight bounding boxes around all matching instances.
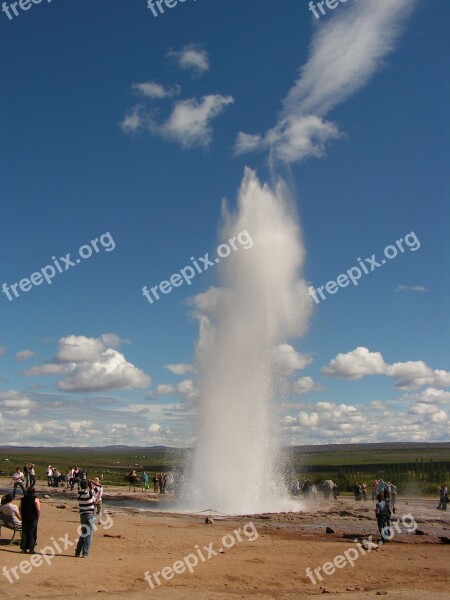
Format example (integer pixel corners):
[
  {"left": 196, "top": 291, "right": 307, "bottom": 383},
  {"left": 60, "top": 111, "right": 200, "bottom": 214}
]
[{"left": 1, "top": 443, "right": 449, "bottom": 494}]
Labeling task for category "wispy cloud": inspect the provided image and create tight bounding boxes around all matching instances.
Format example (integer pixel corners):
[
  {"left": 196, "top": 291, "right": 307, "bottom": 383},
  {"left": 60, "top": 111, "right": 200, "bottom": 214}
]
[
  {"left": 131, "top": 81, "right": 180, "bottom": 99},
  {"left": 121, "top": 95, "right": 234, "bottom": 148},
  {"left": 15, "top": 349, "right": 36, "bottom": 362},
  {"left": 167, "top": 45, "right": 210, "bottom": 75},
  {"left": 0, "top": 345, "right": 6, "bottom": 356},
  {"left": 164, "top": 363, "right": 195, "bottom": 376},
  {"left": 235, "top": 0, "right": 418, "bottom": 162}
]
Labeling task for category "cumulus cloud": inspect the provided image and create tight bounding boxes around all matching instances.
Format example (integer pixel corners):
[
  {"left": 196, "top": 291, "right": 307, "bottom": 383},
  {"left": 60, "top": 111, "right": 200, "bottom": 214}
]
[
  {"left": 131, "top": 81, "right": 180, "bottom": 99},
  {"left": 282, "top": 397, "right": 449, "bottom": 445},
  {"left": 235, "top": 0, "right": 418, "bottom": 162},
  {"left": 167, "top": 45, "right": 210, "bottom": 75},
  {"left": 23, "top": 334, "right": 151, "bottom": 393},
  {"left": 273, "top": 344, "right": 313, "bottom": 375},
  {"left": 292, "top": 376, "right": 324, "bottom": 395},
  {"left": 15, "top": 349, "right": 36, "bottom": 362},
  {"left": 321, "top": 347, "right": 385, "bottom": 380},
  {"left": 322, "top": 346, "right": 450, "bottom": 391}
]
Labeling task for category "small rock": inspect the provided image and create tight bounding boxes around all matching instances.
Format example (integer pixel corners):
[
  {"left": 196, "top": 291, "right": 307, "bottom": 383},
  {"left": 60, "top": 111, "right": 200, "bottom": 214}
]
[
  {"left": 42, "top": 495, "right": 50, "bottom": 499},
  {"left": 415, "top": 529, "right": 425, "bottom": 535},
  {"left": 325, "top": 527, "right": 335, "bottom": 534},
  {"left": 56, "top": 504, "right": 67, "bottom": 509},
  {"left": 376, "top": 592, "right": 388, "bottom": 596},
  {"left": 205, "top": 517, "right": 215, "bottom": 524}
]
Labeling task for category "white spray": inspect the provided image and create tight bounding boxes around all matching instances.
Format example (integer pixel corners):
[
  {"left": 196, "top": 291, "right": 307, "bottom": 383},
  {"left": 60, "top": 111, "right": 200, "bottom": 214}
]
[{"left": 183, "top": 168, "right": 312, "bottom": 514}]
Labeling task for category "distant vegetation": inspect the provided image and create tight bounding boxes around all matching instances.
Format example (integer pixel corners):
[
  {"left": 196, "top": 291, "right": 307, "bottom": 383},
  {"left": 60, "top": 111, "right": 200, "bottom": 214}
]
[{"left": 0, "top": 443, "right": 448, "bottom": 495}]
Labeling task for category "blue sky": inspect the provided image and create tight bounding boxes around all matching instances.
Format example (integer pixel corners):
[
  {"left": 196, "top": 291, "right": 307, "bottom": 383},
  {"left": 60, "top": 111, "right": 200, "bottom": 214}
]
[{"left": 0, "top": 0, "right": 448, "bottom": 446}]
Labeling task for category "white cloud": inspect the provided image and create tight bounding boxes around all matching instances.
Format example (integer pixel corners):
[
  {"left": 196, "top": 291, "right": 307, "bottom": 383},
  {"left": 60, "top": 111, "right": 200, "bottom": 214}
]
[
  {"left": 167, "top": 45, "right": 210, "bottom": 75},
  {"left": 386, "top": 361, "right": 435, "bottom": 390},
  {"left": 164, "top": 363, "right": 195, "bottom": 376},
  {"left": 235, "top": 0, "right": 417, "bottom": 163},
  {"left": 23, "top": 334, "right": 151, "bottom": 393},
  {"left": 24, "top": 363, "right": 73, "bottom": 376},
  {"left": 121, "top": 95, "right": 233, "bottom": 148},
  {"left": 292, "top": 376, "right": 324, "bottom": 395},
  {"left": 161, "top": 95, "right": 234, "bottom": 148},
  {"left": 322, "top": 347, "right": 450, "bottom": 391},
  {"left": 148, "top": 379, "right": 197, "bottom": 399},
  {"left": 15, "top": 349, "right": 36, "bottom": 362},
  {"left": 131, "top": 81, "right": 180, "bottom": 99},
  {"left": 120, "top": 104, "right": 147, "bottom": 133},
  {"left": 273, "top": 344, "right": 313, "bottom": 375},
  {"left": 282, "top": 396, "right": 449, "bottom": 445},
  {"left": 416, "top": 388, "right": 450, "bottom": 404},
  {"left": 0, "top": 391, "right": 37, "bottom": 417},
  {"left": 395, "top": 285, "right": 428, "bottom": 293},
  {"left": 321, "top": 347, "right": 385, "bottom": 380}
]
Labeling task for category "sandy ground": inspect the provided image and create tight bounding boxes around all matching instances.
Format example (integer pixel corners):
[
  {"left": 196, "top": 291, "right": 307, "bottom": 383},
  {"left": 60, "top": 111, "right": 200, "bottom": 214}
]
[{"left": 0, "top": 478, "right": 449, "bottom": 600}]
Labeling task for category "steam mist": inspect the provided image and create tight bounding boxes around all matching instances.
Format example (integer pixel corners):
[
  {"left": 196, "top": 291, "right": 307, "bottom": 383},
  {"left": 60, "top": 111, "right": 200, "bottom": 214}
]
[{"left": 181, "top": 169, "right": 312, "bottom": 514}]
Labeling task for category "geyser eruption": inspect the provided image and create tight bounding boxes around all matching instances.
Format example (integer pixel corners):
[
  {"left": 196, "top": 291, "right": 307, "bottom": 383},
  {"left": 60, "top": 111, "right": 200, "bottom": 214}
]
[{"left": 183, "top": 169, "right": 312, "bottom": 514}]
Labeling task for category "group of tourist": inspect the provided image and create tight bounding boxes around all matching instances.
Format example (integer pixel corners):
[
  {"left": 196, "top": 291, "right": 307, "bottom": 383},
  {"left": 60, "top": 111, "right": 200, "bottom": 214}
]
[
  {"left": 46, "top": 465, "right": 93, "bottom": 490},
  {"left": 127, "top": 470, "right": 174, "bottom": 494},
  {"left": 0, "top": 472, "right": 104, "bottom": 557}
]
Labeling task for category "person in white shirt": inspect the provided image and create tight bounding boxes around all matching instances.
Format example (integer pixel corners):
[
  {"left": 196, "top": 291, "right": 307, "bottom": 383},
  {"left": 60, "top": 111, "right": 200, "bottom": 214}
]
[
  {"left": 0, "top": 493, "right": 22, "bottom": 530},
  {"left": 46, "top": 465, "right": 53, "bottom": 487},
  {"left": 91, "top": 478, "right": 103, "bottom": 524},
  {"left": 12, "top": 467, "right": 26, "bottom": 499}
]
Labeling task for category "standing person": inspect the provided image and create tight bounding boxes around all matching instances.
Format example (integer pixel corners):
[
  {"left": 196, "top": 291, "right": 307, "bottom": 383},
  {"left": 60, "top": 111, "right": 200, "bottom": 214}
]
[
  {"left": 375, "top": 492, "right": 392, "bottom": 543},
  {"left": 160, "top": 473, "right": 166, "bottom": 494},
  {"left": 437, "top": 483, "right": 446, "bottom": 510},
  {"left": 372, "top": 480, "right": 379, "bottom": 501},
  {"left": 362, "top": 483, "right": 368, "bottom": 501},
  {"left": 19, "top": 487, "right": 41, "bottom": 554},
  {"left": 23, "top": 463, "right": 30, "bottom": 489},
  {"left": 75, "top": 480, "right": 95, "bottom": 558},
  {"left": 46, "top": 465, "right": 53, "bottom": 487},
  {"left": 91, "top": 478, "right": 103, "bottom": 524},
  {"left": 73, "top": 467, "right": 81, "bottom": 491},
  {"left": 12, "top": 467, "right": 26, "bottom": 499},
  {"left": 52, "top": 468, "right": 60, "bottom": 487},
  {"left": 441, "top": 483, "right": 449, "bottom": 511},
  {"left": 153, "top": 473, "right": 159, "bottom": 494},
  {"left": 141, "top": 470, "right": 149, "bottom": 493},
  {"left": 389, "top": 482, "right": 397, "bottom": 514},
  {"left": 29, "top": 464, "right": 36, "bottom": 488},
  {"left": 128, "top": 470, "right": 138, "bottom": 492},
  {"left": 332, "top": 483, "right": 339, "bottom": 500},
  {"left": 354, "top": 482, "right": 362, "bottom": 502}
]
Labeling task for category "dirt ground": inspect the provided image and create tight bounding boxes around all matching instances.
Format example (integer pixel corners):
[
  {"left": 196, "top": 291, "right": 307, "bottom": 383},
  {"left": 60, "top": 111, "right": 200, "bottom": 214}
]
[{"left": 0, "top": 478, "right": 449, "bottom": 599}]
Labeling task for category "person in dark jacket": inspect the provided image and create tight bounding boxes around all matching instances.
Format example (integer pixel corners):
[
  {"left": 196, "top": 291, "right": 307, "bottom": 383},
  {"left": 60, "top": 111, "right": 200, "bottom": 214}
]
[{"left": 19, "top": 487, "right": 41, "bottom": 554}]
